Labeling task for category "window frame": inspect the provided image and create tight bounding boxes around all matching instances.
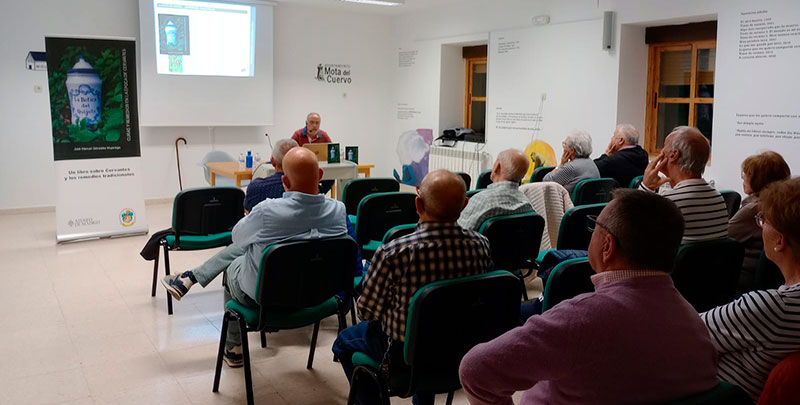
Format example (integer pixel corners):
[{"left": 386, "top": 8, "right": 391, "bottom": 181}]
[{"left": 464, "top": 57, "right": 487, "bottom": 131}]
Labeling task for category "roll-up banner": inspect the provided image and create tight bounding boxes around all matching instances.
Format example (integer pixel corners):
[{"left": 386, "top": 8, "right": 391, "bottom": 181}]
[{"left": 45, "top": 36, "right": 148, "bottom": 242}]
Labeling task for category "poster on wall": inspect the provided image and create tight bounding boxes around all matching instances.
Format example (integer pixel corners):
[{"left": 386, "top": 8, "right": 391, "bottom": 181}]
[{"left": 45, "top": 36, "right": 147, "bottom": 242}]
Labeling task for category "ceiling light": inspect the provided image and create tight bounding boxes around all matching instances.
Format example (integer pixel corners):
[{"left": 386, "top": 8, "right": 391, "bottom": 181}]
[{"left": 339, "top": 0, "right": 404, "bottom": 6}]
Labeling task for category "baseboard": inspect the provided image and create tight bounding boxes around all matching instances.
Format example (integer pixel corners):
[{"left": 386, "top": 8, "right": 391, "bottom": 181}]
[{"left": 0, "top": 198, "right": 174, "bottom": 215}]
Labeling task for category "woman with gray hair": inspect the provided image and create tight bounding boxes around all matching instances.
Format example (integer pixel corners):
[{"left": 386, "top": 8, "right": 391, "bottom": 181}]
[{"left": 543, "top": 130, "right": 600, "bottom": 193}]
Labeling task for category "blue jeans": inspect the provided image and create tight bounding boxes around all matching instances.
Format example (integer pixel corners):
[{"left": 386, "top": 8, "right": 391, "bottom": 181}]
[{"left": 332, "top": 321, "right": 434, "bottom": 405}]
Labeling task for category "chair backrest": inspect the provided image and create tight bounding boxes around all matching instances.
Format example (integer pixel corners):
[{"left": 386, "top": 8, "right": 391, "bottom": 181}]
[
  {"left": 662, "top": 381, "right": 752, "bottom": 405},
  {"left": 541, "top": 257, "right": 595, "bottom": 312},
  {"left": 355, "top": 192, "right": 419, "bottom": 246},
  {"left": 475, "top": 170, "right": 493, "bottom": 189},
  {"left": 255, "top": 236, "right": 358, "bottom": 328},
  {"left": 342, "top": 178, "right": 400, "bottom": 216},
  {"left": 530, "top": 166, "right": 555, "bottom": 183},
  {"left": 466, "top": 189, "right": 484, "bottom": 199},
  {"left": 720, "top": 190, "right": 742, "bottom": 219},
  {"left": 403, "top": 271, "right": 521, "bottom": 396},
  {"left": 382, "top": 224, "right": 417, "bottom": 244},
  {"left": 172, "top": 187, "right": 245, "bottom": 240},
  {"left": 754, "top": 250, "right": 785, "bottom": 291},
  {"left": 758, "top": 351, "right": 800, "bottom": 405},
  {"left": 629, "top": 175, "right": 644, "bottom": 189},
  {"left": 479, "top": 212, "right": 545, "bottom": 272},
  {"left": 200, "top": 150, "right": 237, "bottom": 185},
  {"left": 571, "top": 178, "right": 619, "bottom": 205},
  {"left": 455, "top": 172, "right": 472, "bottom": 190},
  {"left": 672, "top": 237, "right": 745, "bottom": 312},
  {"left": 556, "top": 203, "right": 607, "bottom": 250}
]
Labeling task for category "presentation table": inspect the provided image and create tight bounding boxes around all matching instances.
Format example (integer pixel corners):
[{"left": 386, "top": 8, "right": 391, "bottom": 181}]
[{"left": 208, "top": 160, "right": 359, "bottom": 200}]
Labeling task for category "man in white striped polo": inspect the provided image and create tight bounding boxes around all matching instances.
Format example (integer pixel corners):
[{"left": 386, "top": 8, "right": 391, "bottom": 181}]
[{"left": 640, "top": 126, "right": 728, "bottom": 244}]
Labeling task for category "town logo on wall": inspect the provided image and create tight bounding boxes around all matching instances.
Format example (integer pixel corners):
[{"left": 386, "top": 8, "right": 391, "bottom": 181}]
[{"left": 315, "top": 63, "right": 352, "bottom": 84}]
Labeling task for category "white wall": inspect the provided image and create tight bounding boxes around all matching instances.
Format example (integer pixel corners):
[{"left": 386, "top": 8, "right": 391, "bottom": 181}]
[
  {"left": 0, "top": 0, "right": 393, "bottom": 209},
  {"left": 438, "top": 44, "right": 465, "bottom": 131}
]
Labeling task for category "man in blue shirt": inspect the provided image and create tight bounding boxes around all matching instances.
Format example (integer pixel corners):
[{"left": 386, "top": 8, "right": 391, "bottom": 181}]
[{"left": 243, "top": 139, "right": 297, "bottom": 213}]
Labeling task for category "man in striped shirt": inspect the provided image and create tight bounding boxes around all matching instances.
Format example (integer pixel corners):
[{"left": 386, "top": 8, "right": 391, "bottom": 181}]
[
  {"left": 700, "top": 178, "right": 800, "bottom": 400},
  {"left": 640, "top": 126, "right": 728, "bottom": 243},
  {"left": 332, "top": 170, "right": 493, "bottom": 404},
  {"left": 458, "top": 149, "right": 534, "bottom": 230}
]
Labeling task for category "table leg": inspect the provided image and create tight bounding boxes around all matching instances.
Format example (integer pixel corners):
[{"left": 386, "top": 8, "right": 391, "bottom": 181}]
[
  {"left": 236, "top": 176, "right": 242, "bottom": 188},
  {"left": 330, "top": 183, "right": 336, "bottom": 199},
  {"left": 364, "top": 168, "right": 371, "bottom": 178},
  {"left": 210, "top": 172, "right": 216, "bottom": 186}
]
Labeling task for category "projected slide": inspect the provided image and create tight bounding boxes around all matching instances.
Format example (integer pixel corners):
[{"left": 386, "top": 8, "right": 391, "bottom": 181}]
[{"left": 153, "top": 0, "right": 255, "bottom": 76}]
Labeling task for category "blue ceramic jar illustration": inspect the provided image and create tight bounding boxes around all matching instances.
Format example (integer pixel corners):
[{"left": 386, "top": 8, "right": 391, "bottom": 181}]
[
  {"left": 165, "top": 20, "right": 177, "bottom": 47},
  {"left": 65, "top": 56, "right": 102, "bottom": 126}
]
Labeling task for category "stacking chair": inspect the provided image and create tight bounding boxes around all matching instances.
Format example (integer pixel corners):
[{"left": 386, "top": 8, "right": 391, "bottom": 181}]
[
  {"left": 529, "top": 166, "right": 555, "bottom": 183},
  {"left": 540, "top": 257, "right": 595, "bottom": 312},
  {"left": 571, "top": 178, "right": 619, "bottom": 205},
  {"left": 754, "top": 250, "right": 784, "bottom": 291},
  {"left": 720, "top": 190, "right": 742, "bottom": 219},
  {"left": 341, "top": 178, "right": 400, "bottom": 228},
  {"left": 662, "top": 381, "right": 752, "bottom": 404},
  {"left": 629, "top": 175, "right": 644, "bottom": 189},
  {"left": 355, "top": 192, "right": 418, "bottom": 259},
  {"left": 758, "top": 351, "right": 800, "bottom": 405},
  {"left": 479, "top": 212, "right": 546, "bottom": 300},
  {"left": 466, "top": 189, "right": 484, "bottom": 198},
  {"left": 671, "top": 237, "right": 745, "bottom": 312},
  {"left": 475, "top": 169, "right": 493, "bottom": 189},
  {"left": 347, "top": 271, "right": 521, "bottom": 405},
  {"left": 555, "top": 203, "right": 607, "bottom": 251},
  {"left": 455, "top": 172, "right": 472, "bottom": 190},
  {"left": 212, "top": 236, "right": 358, "bottom": 405},
  {"left": 152, "top": 187, "right": 244, "bottom": 314}
]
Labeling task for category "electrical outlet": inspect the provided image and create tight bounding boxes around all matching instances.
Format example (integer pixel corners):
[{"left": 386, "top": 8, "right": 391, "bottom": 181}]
[{"left": 34, "top": 85, "right": 43, "bottom": 93}]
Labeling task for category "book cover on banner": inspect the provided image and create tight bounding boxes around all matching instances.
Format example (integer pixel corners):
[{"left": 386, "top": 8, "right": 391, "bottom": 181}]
[{"left": 46, "top": 36, "right": 147, "bottom": 242}]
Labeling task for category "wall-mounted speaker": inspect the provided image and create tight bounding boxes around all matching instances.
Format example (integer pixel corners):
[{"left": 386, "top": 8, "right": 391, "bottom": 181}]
[{"left": 602, "top": 11, "right": 614, "bottom": 51}]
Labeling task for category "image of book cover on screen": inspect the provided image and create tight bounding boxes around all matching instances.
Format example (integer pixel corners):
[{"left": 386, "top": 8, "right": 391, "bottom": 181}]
[
  {"left": 328, "top": 143, "right": 340, "bottom": 164},
  {"left": 158, "top": 14, "right": 190, "bottom": 56},
  {"left": 345, "top": 146, "right": 358, "bottom": 164},
  {"left": 46, "top": 37, "right": 141, "bottom": 161}
]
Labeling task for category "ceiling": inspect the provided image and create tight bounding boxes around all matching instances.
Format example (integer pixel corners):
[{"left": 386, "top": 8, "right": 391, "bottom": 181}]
[{"left": 271, "top": 0, "right": 488, "bottom": 15}]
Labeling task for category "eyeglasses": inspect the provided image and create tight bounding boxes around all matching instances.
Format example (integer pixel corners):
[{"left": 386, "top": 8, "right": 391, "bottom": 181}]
[
  {"left": 755, "top": 211, "right": 766, "bottom": 228},
  {"left": 586, "top": 215, "right": 618, "bottom": 238}
]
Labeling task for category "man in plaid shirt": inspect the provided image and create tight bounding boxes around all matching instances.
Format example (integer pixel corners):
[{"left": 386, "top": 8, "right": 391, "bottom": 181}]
[
  {"left": 332, "top": 170, "right": 493, "bottom": 404},
  {"left": 457, "top": 149, "right": 534, "bottom": 230}
]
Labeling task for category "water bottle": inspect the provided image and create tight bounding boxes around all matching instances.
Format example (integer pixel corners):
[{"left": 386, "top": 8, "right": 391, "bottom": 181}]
[
  {"left": 246, "top": 150, "right": 253, "bottom": 169},
  {"left": 254, "top": 153, "right": 262, "bottom": 166},
  {"left": 238, "top": 153, "right": 245, "bottom": 168}
]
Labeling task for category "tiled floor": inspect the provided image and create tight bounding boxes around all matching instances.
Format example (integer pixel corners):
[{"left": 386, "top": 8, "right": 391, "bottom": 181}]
[{"left": 0, "top": 203, "right": 533, "bottom": 404}]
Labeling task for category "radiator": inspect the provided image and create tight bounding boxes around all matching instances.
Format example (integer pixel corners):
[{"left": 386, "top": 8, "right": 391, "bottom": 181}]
[{"left": 428, "top": 145, "right": 492, "bottom": 187}]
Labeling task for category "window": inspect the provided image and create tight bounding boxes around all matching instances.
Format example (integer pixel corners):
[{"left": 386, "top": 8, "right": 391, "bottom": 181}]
[
  {"left": 644, "top": 39, "right": 716, "bottom": 153},
  {"left": 465, "top": 57, "right": 487, "bottom": 135}
]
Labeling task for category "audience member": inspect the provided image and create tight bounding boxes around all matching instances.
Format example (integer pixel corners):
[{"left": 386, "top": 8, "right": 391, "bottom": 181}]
[
  {"left": 332, "top": 170, "right": 493, "bottom": 404},
  {"left": 641, "top": 126, "right": 728, "bottom": 243},
  {"left": 162, "top": 142, "right": 361, "bottom": 304},
  {"left": 458, "top": 149, "right": 534, "bottom": 230},
  {"left": 543, "top": 130, "right": 600, "bottom": 193},
  {"left": 459, "top": 189, "right": 719, "bottom": 404},
  {"left": 729, "top": 151, "right": 790, "bottom": 289},
  {"left": 701, "top": 177, "right": 800, "bottom": 400},
  {"left": 243, "top": 139, "right": 297, "bottom": 213},
  {"left": 593, "top": 124, "right": 649, "bottom": 187}
]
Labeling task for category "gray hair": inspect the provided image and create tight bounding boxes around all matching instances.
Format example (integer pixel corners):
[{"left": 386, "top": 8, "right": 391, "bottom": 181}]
[
  {"left": 616, "top": 124, "right": 639, "bottom": 145},
  {"left": 272, "top": 139, "right": 298, "bottom": 166},
  {"left": 668, "top": 126, "right": 710, "bottom": 175},
  {"left": 564, "top": 130, "right": 593, "bottom": 159},
  {"left": 306, "top": 112, "right": 321, "bottom": 122},
  {"left": 496, "top": 149, "right": 530, "bottom": 183}
]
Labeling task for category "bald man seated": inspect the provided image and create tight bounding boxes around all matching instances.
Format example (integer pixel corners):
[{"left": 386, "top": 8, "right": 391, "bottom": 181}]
[
  {"left": 458, "top": 149, "right": 534, "bottom": 230},
  {"left": 216, "top": 148, "right": 348, "bottom": 367},
  {"left": 332, "top": 170, "right": 494, "bottom": 405}
]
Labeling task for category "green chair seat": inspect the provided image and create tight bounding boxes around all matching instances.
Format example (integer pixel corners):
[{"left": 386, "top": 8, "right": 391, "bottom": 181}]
[
  {"left": 354, "top": 276, "right": 363, "bottom": 290},
  {"left": 352, "top": 351, "right": 380, "bottom": 369},
  {"left": 348, "top": 214, "right": 358, "bottom": 228},
  {"left": 225, "top": 297, "right": 339, "bottom": 330},
  {"left": 361, "top": 240, "right": 382, "bottom": 255},
  {"left": 166, "top": 232, "right": 232, "bottom": 249}
]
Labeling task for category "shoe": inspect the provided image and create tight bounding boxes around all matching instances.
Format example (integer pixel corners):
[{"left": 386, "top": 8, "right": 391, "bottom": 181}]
[
  {"left": 160, "top": 271, "right": 196, "bottom": 301},
  {"left": 224, "top": 346, "right": 243, "bottom": 368}
]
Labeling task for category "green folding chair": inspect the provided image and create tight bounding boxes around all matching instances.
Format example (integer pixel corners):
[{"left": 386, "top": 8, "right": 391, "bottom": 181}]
[{"left": 479, "top": 212, "right": 545, "bottom": 300}]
